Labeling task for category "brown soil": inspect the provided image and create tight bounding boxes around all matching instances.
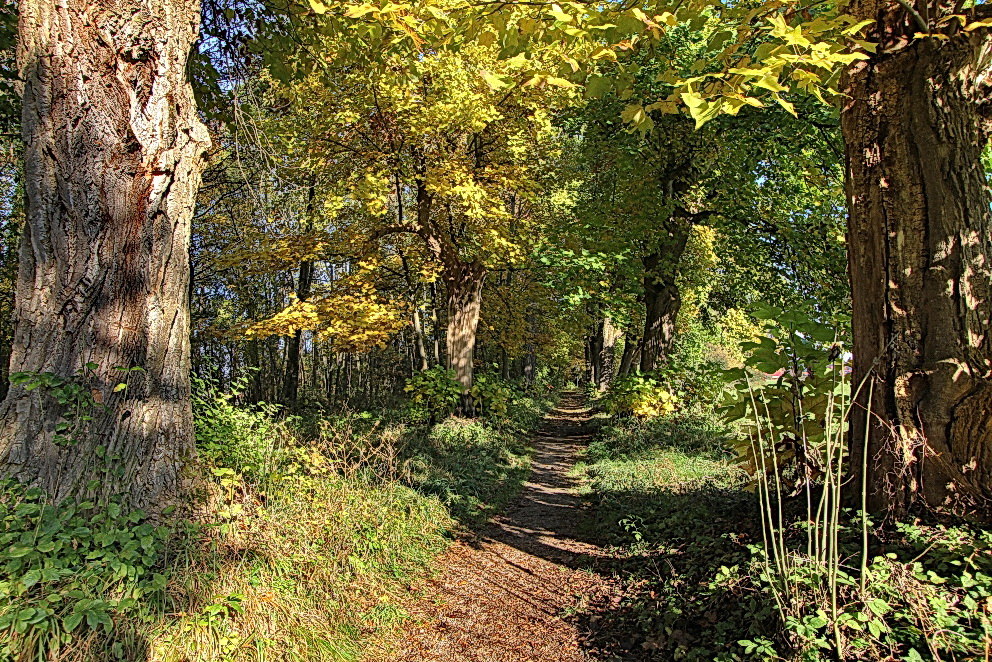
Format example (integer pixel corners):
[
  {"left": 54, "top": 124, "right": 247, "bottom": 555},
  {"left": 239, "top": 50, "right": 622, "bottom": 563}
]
[{"left": 380, "top": 393, "right": 618, "bottom": 662}]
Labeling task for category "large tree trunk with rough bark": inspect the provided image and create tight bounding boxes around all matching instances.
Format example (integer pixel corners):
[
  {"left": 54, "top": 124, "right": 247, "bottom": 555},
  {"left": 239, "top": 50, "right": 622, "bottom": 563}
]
[
  {"left": 444, "top": 261, "right": 485, "bottom": 411},
  {"left": 843, "top": 13, "right": 992, "bottom": 514},
  {"left": 639, "top": 228, "right": 690, "bottom": 373},
  {"left": 599, "top": 317, "right": 620, "bottom": 389},
  {"left": 0, "top": 0, "right": 209, "bottom": 509}
]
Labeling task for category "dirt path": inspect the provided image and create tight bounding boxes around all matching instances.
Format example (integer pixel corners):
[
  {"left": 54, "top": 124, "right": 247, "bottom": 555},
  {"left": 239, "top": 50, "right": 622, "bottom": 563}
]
[{"left": 384, "top": 393, "right": 616, "bottom": 662}]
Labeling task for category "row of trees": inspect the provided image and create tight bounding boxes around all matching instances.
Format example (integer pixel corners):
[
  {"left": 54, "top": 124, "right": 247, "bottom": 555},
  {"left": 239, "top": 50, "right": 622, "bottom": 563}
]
[{"left": 0, "top": 0, "right": 989, "bottom": 518}]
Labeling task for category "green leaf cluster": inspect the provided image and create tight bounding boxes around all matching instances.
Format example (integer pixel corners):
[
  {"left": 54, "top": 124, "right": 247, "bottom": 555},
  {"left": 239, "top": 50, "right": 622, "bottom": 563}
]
[{"left": 0, "top": 482, "right": 169, "bottom": 661}]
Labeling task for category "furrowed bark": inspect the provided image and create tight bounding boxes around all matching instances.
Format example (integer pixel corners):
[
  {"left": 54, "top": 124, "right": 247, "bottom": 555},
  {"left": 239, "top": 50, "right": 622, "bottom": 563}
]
[
  {"left": 843, "top": 14, "right": 992, "bottom": 514},
  {"left": 0, "top": 0, "right": 209, "bottom": 509},
  {"left": 444, "top": 261, "right": 485, "bottom": 412},
  {"left": 639, "top": 225, "right": 690, "bottom": 373}
]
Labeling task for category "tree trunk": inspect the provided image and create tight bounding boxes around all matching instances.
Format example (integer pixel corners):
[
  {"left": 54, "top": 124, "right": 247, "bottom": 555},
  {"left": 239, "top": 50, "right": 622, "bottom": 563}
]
[
  {"left": 0, "top": 0, "right": 209, "bottom": 508},
  {"left": 444, "top": 261, "right": 485, "bottom": 412},
  {"left": 411, "top": 302, "right": 430, "bottom": 372},
  {"left": 599, "top": 317, "right": 620, "bottom": 390},
  {"left": 618, "top": 332, "right": 640, "bottom": 378},
  {"left": 843, "top": 21, "right": 992, "bottom": 514},
  {"left": 283, "top": 258, "right": 313, "bottom": 411},
  {"left": 588, "top": 321, "right": 604, "bottom": 386},
  {"left": 639, "top": 230, "right": 689, "bottom": 373}
]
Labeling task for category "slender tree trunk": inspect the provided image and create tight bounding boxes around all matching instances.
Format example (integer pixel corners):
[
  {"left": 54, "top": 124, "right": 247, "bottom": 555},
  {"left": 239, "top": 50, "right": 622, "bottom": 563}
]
[
  {"left": 523, "top": 345, "right": 536, "bottom": 388},
  {"left": 411, "top": 302, "right": 430, "bottom": 371},
  {"left": 639, "top": 229, "right": 689, "bottom": 373},
  {"left": 588, "top": 322, "right": 603, "bottom": 386},
  {"left": 283, "top": 258, "right": 313, "bottom": 411},
  {"left": 0, "top": 0, "right": 209, "bottom": 508},
  {"left": 843, "top": 18, "right": 992, "bottom": 514},
  {"left": 444, "top": 261, "right": 485, "bottom": 412},
  {"left": 429, "top": 280, "right": 443, "bottom": 366},
  {"left": 618, "top": 333, "right": 640, "bottom": 378}
]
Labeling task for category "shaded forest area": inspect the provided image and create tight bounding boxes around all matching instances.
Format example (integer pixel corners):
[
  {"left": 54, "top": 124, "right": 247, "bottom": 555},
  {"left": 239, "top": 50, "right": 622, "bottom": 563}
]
[{"left": 0, "top": 0, "right": 991, "bottom": 660}]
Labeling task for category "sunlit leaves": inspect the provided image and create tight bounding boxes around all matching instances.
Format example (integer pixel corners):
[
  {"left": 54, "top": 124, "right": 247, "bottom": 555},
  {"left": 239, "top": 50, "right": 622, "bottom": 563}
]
[{"left": 245, "top": 275, "right": 407, "bottom": 351}]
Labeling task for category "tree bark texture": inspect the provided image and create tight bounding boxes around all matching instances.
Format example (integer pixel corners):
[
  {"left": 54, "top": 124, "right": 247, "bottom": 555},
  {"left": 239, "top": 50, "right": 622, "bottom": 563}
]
[
  {"left": 444, "top": 261, "right": 486, "bottom": 401},
  {"left": 599, "top": 317, "right": 620, "bottom": 389},
  {"left": 0, "top": 0, "right": 209, "bottom": 508},
  {"left": 843, "top": 18, "right": 992, "bottom": 513},
  {"left": 283, "top": 258, "right": 313, "bottom": 410},
  {"left": 640, "top": 226, "right": 690, "bottom": 373},
  {"left": 618, "top": 332, "right": 639, "bottom": 378}
]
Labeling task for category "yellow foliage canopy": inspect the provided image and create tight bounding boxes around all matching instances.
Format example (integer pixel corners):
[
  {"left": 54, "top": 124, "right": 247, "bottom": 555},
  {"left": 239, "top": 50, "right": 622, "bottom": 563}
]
[{"left": 245, "top": 279, "right": 407, "bottom": 352}]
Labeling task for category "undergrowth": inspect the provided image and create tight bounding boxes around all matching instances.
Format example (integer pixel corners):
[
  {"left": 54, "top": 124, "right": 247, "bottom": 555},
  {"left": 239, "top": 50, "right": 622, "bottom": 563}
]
[
  {"left": 0, "top": 380, "right": 554, "bottom": 662},
  {"left": 579, "top": 411, "right": 992, "bottom": 661}
]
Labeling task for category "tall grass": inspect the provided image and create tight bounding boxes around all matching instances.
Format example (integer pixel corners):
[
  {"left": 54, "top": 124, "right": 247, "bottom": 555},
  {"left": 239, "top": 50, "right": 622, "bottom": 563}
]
[{"left": 741, "top": 355, "right": 992, "bottom": 660}]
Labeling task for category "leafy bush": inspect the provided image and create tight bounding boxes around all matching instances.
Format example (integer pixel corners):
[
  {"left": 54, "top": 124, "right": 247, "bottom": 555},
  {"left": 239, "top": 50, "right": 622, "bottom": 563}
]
[
  {"left": 403, "top": 366, "right": 463, "bottom": 423},
  {"left": 0, "top": 482, "right": 169, "bottom": 662},
  {"left": 604, "top": 375, "right": 677, "bottom": 419},
  {"left": 192, "top": 375, "right": 288, "bottom": 483},
  {"left": 657, "top": 321, "right": 735, "bottom": 409},
  {"left": 469, "top": 374, "right": 514, "bottom": 419},
  {"left": 503, "top": 392, "right": 556, "bottom": 432},
  {"left": 719, "top": 304, "right": 848, "bottom": 493}
]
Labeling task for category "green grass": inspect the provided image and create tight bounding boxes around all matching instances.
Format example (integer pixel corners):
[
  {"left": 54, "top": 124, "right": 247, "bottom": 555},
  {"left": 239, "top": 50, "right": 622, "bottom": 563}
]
[
  {"left": 577, "top": 412, "right": 992, "bottom": 661},
  {"left": 575, "top": 412, "right": 782, "bottom": 661},
  {"left": 0, "top": 389, "right": 555, "bottom": 662}
]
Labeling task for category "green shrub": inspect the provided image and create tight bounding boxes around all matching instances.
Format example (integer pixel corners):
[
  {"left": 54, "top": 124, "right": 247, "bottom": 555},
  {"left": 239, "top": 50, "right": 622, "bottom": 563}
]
[
  {"left": 0, "top": 481, "right": 169, "bottom": 662},
  {"left": 403, "top": 366, "right": 463, "bottom": 423},
  {"left": 658, "top": 321, "right": 735, "bottom": 409},
  {"left": 192, "top": 375, "right": 288, "bottom": 483},
  {"left": 604, "top": 375, "right": 677, "bottom": 419},
  {"left": 503, "top": 392, "right": 556, "bottom": 432},
  {"left": 719, "top": 304, "right": 848, "bottom": 493},
  {"left": 469, "top": 374, "right": 514, "bottom": 419}
]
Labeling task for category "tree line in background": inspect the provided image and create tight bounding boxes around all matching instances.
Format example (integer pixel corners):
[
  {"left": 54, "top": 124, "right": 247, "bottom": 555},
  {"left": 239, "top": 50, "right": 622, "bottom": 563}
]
[{"left": 0, "top": 0, "right": 989, "bottom": 522}]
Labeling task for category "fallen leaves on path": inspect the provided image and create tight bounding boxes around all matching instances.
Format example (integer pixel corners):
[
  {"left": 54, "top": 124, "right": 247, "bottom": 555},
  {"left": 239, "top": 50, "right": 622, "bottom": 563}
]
[{"left": 379, "top": 395, "right": 619, "bottom": 662}]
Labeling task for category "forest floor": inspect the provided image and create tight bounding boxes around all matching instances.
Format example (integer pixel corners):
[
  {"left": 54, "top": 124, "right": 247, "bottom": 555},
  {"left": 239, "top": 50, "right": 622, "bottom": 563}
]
[{"left": 379, "top": 393, "right": 622, "bottom": 661}]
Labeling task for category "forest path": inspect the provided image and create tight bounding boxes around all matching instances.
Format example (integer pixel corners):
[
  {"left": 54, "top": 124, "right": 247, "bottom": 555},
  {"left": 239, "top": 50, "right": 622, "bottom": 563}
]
[{"left": 382, "top": 392, "right": 617, "bottom": 661}]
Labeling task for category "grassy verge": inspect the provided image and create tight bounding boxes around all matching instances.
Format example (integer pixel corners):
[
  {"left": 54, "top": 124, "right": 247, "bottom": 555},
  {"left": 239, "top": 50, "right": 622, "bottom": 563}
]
[
  {"left": 578, "top": 412, "right": 992, "bottom": 661},
  {"left": 576, "top": 412, "right": 768, "bottom": 661},
  {"left": 0, "top": 389, "right": 554, "bottom": 662}
]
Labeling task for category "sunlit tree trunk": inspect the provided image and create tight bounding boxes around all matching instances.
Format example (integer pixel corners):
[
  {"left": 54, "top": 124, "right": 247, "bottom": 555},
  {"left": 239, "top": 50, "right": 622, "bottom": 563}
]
[
  {"left": 444, "top": 261, "right": 486, "bottom": 411},
  {"left": 0, "top": 0, "right": 209, "bottom": 508},
  {"left": 411, "top": 304, "right": 430, "bottom": 372},
  {"left": 599, "top": 317, "right": 620, "bottom": 390},
  {"left": 589, "top": 317, "right": 620, "bottom": 389},
  {"left": 843, "top": 12, "right": 992, "bottom": 514}
]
